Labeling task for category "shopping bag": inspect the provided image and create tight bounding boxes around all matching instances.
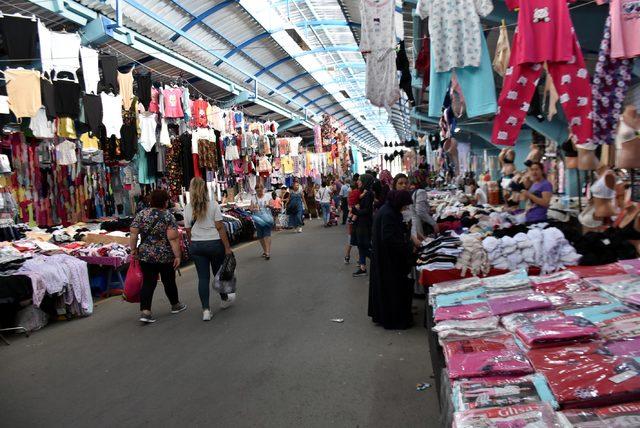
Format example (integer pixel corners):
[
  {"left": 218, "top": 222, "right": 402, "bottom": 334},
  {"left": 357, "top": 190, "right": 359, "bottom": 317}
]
[
  {"left": 219, "top": 253, "right": 236, "bottom": 281},
  {"left": 213, "top": 268, "right": 237, "bottom": 294},
  {"left": 123, "top": 258, "right": 143, "bottom": 303}
]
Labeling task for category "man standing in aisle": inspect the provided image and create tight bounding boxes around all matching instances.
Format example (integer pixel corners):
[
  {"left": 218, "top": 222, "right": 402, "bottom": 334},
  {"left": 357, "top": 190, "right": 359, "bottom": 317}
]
[{"left": 340, "top": 179, "right": 351, "bottom": 225}]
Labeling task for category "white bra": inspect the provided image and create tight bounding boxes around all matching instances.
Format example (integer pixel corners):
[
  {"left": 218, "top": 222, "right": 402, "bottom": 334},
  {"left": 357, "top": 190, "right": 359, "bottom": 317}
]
[
  {"left": 591, "top": 173, "right": 616, "bottom": 199},
  {"left": 616, "top": 118, "right": 639, "bottom": 148}
]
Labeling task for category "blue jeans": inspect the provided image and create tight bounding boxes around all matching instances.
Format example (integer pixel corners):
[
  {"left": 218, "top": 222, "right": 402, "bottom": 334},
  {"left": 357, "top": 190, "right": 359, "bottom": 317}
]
[
  {"left": 190, "top": 240, "right": 226, "bottom": 309},
  {"left": 320, "top": 202, "right": 330, "bottom": 224}
]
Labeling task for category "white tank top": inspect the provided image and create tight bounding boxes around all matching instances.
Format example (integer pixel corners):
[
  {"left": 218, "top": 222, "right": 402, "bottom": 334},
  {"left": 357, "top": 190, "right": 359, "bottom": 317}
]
[{"left": 591, "top": 173, "right": 616, "bottom": 199}]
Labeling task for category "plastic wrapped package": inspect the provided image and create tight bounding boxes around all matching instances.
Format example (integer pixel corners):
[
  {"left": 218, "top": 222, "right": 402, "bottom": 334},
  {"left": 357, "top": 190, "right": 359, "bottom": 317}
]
[
  {"left": 555, "top": 291, "right": 616, "bottom": 310},
  {"left": 453, "top": 403, "right": 561, "bottom": 428},
  {"left": 530, "top": 270, "right": 590, "bottom": 294},
  {"left": 598, "top": 313, "right": 640, "bottom": 341},
  {"left": 559, "top": 401, "right": 640, "bottom": 427},
  {"left": 433, "top": 316, "right": 502, "bottom": 341},
  {"left": 606, "top": 337, "right": 640, "bottom": 358},
  {"left": 488, "top": 293, "right": 553, "bottom": 316},
  {"left": 452, "top": 374, "right": 559, "bottom": 412},
  {"left": 481, "top": 268, "right": 531, "bottom": 291},
  {"left": 583, "top": 274, "right": 640, "bottom": 307},
  {"left": 568, "top": 263, "right": 627, "bottom": 278},
  {"left": 435, "top": 287, "right": 487, "bottom": 308},
  {"left": 502, "top": 310, "right": 566, "bottom": 332},
  {"left": 443, "top": 333, "right": 534, "bottom": 380},
  {"left": 563, "top": 303, "right": 634, "bottom": 323},
  {"left": 429, "top": 277, "right": 484, "bottom": 305},
  {"left": 434, "top": 302, "right": 493, "bottom": 322},
  {"left": 528, "top": 342, "right": 640, "bottom": 408},
  {"left": 515, "top": 316, "right": 599, "bottom": 348}
]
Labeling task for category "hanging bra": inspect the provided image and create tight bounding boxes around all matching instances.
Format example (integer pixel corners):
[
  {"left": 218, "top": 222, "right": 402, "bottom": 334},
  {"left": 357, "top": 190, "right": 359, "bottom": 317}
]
[
  {"left": 616, "top": 118, "right": 639, "bottom": 148},
  {"left": 591, "top": 173, "right": 616, "bottom": 199}
]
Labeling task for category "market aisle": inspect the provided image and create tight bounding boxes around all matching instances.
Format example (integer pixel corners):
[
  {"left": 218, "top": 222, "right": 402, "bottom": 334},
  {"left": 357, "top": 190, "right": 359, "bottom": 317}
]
[{"left": 0, "top": 220, "right": 438, "bottom": 427}]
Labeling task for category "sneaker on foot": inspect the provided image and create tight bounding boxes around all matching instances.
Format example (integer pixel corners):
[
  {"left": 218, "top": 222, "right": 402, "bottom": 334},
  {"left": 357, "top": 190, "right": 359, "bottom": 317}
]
[
  {"left": 203, "top": 309, "right": 212, "bottom": 321},
  {"left": 220, "top": 293, "right": 236, "bottom": 309},
  {"left": 344, "top": 257, "right": 350, "bottom": 264},
  {"left": 139, "top": 313, "right": 156, "bottom": 323},
  {"left": 297, "top": 227, "right": 302, "bottom": 233},
  {"left": 353, "top": 268, "right": 367, "bottom": 277},
  {"left": 171, "top": 303, "right": 187, "bottom": 314}
]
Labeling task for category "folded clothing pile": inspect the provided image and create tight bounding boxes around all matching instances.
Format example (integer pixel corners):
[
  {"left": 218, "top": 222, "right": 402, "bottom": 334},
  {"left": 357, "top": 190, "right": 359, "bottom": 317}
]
[
  {"left": 482, "top": 269, "right": 531, "bottom": 297},
  {"left": 432, "top": 316, "right": 501, "bottom": 341},
  {"left": 454, "top": 403, "right": 561, "bottom": 428},
  {"left": 416, "top": 235, "right": 462, "bottom": 271},
  {"left": 443, "top": 333, "right": 534, "bottom": 380},
  {"left": 584, "top": 274, "right": 640, "bottom": 307},
  {"left": 559, "top": 401, "right": 640, "bottom": 426},
  {"left": 515, "top": 316, "right": 599, "bottom": 348},
  {"left": 482, "top": 228, "right": 581, "bottom": 273},
  {"left": 71, "top": 243, "right": 130, "bottom": 259},
  {"left": 528, "top": 342, "right": 640, "bottom": 409},
  {"left": 452, "top": 374, "right": 559, "bottom": 412},
  {"left": 455, "top": 233, "right": 490, "bottom": 277}
]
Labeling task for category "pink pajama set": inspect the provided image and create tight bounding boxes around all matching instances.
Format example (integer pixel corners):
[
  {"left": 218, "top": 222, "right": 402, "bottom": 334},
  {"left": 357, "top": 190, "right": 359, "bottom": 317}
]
[{"left": 492, "top": 0, "right": 594, "bottom": 146}]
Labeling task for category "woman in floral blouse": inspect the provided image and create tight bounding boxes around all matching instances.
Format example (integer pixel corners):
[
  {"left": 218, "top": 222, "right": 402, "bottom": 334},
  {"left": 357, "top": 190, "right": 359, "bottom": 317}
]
[{"left": 130, "top": 189, "right": 186, "bottom": 324}]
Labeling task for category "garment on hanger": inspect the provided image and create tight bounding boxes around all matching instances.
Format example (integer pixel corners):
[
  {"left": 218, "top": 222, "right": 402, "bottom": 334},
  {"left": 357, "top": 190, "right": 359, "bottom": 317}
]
[
  {"left": 0, "top": 15, "right": 38, "bottom": 65},
  {"left": 30, "top": 107, "right": 54, "bottom": 139},
  {"left": 135, "top": 73, "right": 152, "bottom": 110},
  {"left": 53, "top": 77, "right": 81, "bottom": 118},
  {"left": 493, "top": 22, "right": 511, "bottom": 77},
  {"left": 49, "top": 31, "right": 81, "bottom": 78},
  {"left": 5, "top": 68, "right": 41, "bottom": 118},
  {"left": 159, "top": 118, "right": 171, "bottom": 146},
  {"left": 120, "top": 99, "right": 138, "bottom": 161},
  {"left": 396, "top": 40, "right": 415, "bottom": 104},
  {"left": 148, "top": 86, "right": 159, "bottom": 113},
  {"left": 80, "top": 132, "right": 99, "bottom": 152},
  {"left": 493, "top": 0, "right": 593, "bottom": 146},
  {"left": 417, "top": 0, "right": 493, "bottom": 72},
  {"left": 360, "top": 0, "right": 400, "bottom": 114},
  {"left": 591, "top": 14, "right": 633, "bottom": 146},
  {"left": 79, "top": 46, "right": 100, "bottom": 94},
  {"left": 428, "top": 32, "right": 496, "bottom": 118},
  {"left": 139, "top": 112, "right": 157, "bottom": 152},
  {"left": 99, "top": 55, "right": 119, "bottom": 93},
  {"left": 117, "top": 69, "right": 134, "bottom": 110},
  {"left": 162, "top": 87, "right": 184, "bottom": 118},
  {"left": 55, "top": 140, "right": 77, "bottom": 165},
  {"left": 100, "top": 92, "right": 123, "bottom": 138},
  {"left": 598, "top": 0, "right": 640, "bottom": 59},
  {"left": 82, "top": 93, "right": 102, "bottom": 137},
  {"left": 38, "top": 76, "right": 56, "bottom": 120},
  {"left": 191, "top": 99, "right": 209, "bottom": 128},
  {"left": 591, "top": 172, "right": 616, "bottom": 199}
]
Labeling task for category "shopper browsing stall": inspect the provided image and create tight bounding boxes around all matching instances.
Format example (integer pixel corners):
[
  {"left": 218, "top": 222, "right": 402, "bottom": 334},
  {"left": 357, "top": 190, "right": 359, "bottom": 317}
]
[
  {"left": 352, "top": 174, "right": 375, "bottom": 277},
  {"left": 521, "top": 162, "right": 552, "bottom": 224},
  {"left": 285, "top": 179, "right": 306, "bottom": 233},
  {"left": 339, "top": 179, "right": 351, "bottom": 225},
  {"left": 368, "top": 190, "right": 414, "bottom": 330},
  {"left": 184, "top": 178, "right": 234, "bottom": 321},
  {"left": 130, "top": 190, "right": 187, "bottom": 324},
  {"left": 470, "top": 181, "right": 488, "bottom": 205},
  {"left": 250, "top": 183, "right": 274, "bottom": 260},
  {"left": 393, "top": 173, "right": 409, "bottom": 191}
]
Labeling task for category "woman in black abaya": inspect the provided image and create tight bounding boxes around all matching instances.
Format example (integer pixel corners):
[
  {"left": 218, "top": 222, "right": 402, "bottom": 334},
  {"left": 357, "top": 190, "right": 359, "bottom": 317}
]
[{"left": 368, "top": 190, "right": 414, "bottom": 330}]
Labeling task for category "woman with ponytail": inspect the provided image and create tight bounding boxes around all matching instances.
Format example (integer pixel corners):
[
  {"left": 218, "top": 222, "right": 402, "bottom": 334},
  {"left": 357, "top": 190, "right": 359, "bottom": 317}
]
[{"left": 184, "top": 177, "right": 233, "bottom": 321}]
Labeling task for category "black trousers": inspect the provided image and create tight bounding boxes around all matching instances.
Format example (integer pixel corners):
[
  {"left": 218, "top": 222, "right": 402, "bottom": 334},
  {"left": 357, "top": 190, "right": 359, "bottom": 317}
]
[
  {"left": 341, "top": 197, "right": 349, "bottom": 224},
  {"left": 139, "top": 261, "right": 179, "bottom": 311}
]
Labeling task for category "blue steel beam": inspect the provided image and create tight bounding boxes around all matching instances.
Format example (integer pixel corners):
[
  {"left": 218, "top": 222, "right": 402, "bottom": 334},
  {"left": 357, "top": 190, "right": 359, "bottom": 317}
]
[
  {"left": 304, "top": 93, "right": 334, "bottom": 108},
  {"left": 222, "top": 20, "right": 361, "bottom": 63},
  {"left": 288, "top": 83, "right": 323, "bottom": 102},
  {"left": 252, "top": 46, "right": 360, "bottom": 80},
  {"left": 170, "top": 0, "right": 238, "bottom": 42},
  {"left": 268, "top": 62, "right": 365, "bottom": 95}
]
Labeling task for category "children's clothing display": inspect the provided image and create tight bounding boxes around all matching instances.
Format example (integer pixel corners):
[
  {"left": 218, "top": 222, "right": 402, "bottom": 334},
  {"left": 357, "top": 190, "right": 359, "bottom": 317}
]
[
  {"left": 493, "top": 0, "right": 593, "bottom": 146},
  {"left": 360, "top": 0, "right": 400, "bottom": 113},
  {"left": 598, "top": 0, "right": 640, "bottom": 59}
]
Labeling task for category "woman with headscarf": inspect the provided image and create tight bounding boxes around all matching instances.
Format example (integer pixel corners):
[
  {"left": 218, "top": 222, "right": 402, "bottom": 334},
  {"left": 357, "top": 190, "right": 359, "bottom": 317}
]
[
  {"left": 352, "top": 173, "right": 375, "bottom": 277},
  {"left": 376, "top": 170, "right": 393, "bottom": 210},
  {"left": 368, "top": 190, "right": 415, "bottom": 330}
]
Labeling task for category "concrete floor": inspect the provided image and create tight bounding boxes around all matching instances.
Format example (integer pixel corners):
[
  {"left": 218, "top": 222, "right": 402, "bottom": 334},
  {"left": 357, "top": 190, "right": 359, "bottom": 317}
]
[{"left": 0, "top": 220, "right": 439, "bottom": 427}]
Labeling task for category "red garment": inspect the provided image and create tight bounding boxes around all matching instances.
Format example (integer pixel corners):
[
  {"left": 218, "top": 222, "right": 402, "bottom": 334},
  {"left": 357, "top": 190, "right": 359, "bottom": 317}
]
[
  {"left": 528, "top": 342, "right": 640, "bottom": 408},
  {"left": 191, "top": 99, "right": 208, "bottom": 128},
  {"left": 492, "top": 34, "right": 592, "bottom": 146},
  {"left": 568, "top": 262, "right": 627, "bottom": 278},
  {"left": 348, "top": 189, "right": 361, "bottom": 207},
  {"left": 192, "top": 153, "right": 202, "bottom": 179},
  {"left": 506, "top": 0, "right": 577, "bottom": 65}
]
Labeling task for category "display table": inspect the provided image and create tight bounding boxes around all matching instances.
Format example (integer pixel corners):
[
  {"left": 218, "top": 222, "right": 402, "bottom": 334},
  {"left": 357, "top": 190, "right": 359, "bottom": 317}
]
[
  {"left": 419, "top": 267, "right": 541, "bottom": 288},
  {"left": 77, "top": 255, "right": 130, "bottom": 297}
]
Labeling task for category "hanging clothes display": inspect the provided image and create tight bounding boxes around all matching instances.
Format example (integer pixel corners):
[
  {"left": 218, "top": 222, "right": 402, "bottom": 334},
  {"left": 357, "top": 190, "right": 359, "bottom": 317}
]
[
  {"left": 79, "top": 46, "right": 100, "bottom": 95},
  {"left": 5, "top": 68, "right": 41, "bottom": 118},
  {"left": 492, "top": 0, "right": 594, "bottom": 146},
  {"left": 360, "top": 0, "right": 400, "bottom": 114},
  {"left": 598, "top": 0, "right": 640, "bottom": 59},
  {"left": 493, "top": 22, "right": 511, "bottom": 77},
  {"left": 0, "top": 15, "right": 38, "bottom": 65},
  {"left": 591, "top": 14, "right": 633, "bottom": 146}
]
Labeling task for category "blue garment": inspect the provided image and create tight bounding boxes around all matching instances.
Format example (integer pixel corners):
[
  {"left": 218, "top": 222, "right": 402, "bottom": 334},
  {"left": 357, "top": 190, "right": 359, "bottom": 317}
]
[
  {"left": 288, "top": 190, "right": 304, "bottom": 227},
  {"left": 428, "top": 31, "right": 497, "bottom": 118},
  {"left": 252, "top": 210, "right": 274, "bottom": 238},
  {"left": 321, "top": 202, "right": 331, "bottom": 224}
]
